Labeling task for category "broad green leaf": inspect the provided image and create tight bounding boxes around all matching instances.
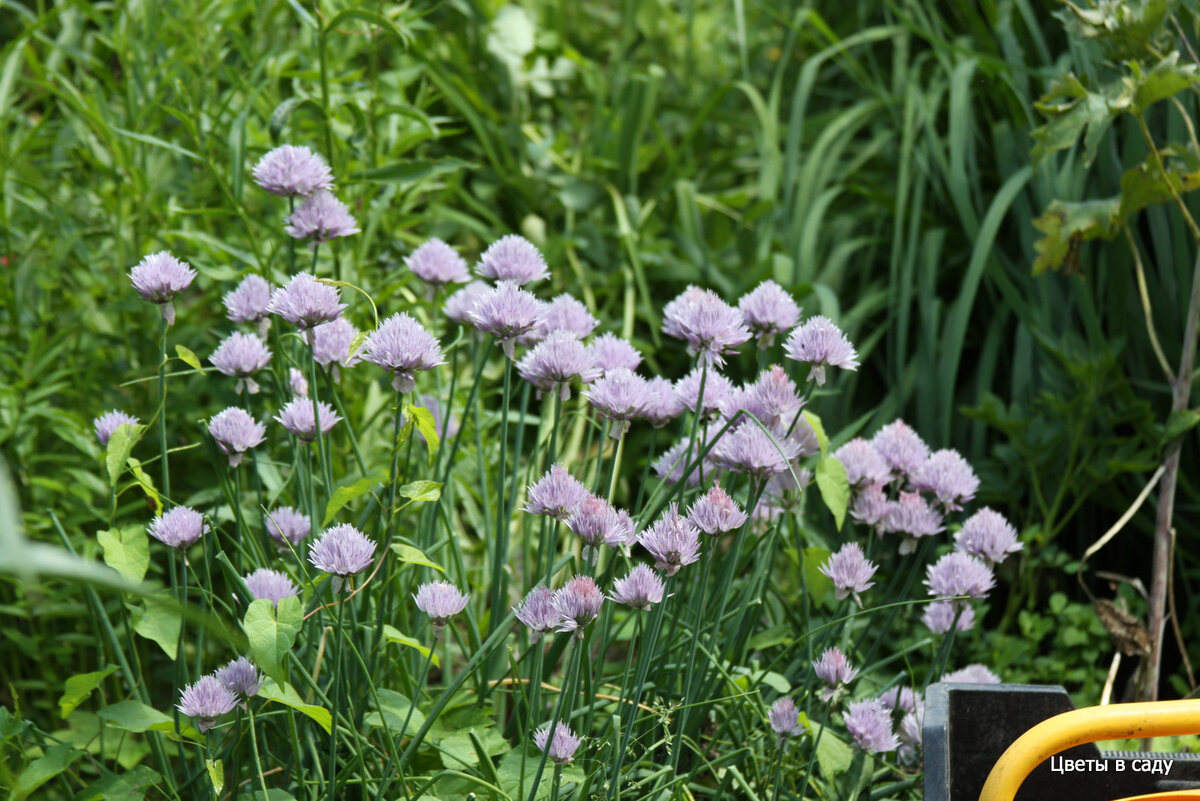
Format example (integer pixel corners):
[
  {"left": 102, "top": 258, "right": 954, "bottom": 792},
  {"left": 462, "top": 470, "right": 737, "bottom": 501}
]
[
  {"left": 323, "top": 472, "right": 387, "bottom": 527},
  {"left": 497, "top": 747, "right": 585, "bottom": 799},
  {"left": 252, "top": 791, "right": 298, "bottom": 801},
  {"left": 364, "top": 688, "right": 424, "bottom": 735},
  {"left": 15, "top": 744, "right": 81, "bottom": 797},
  {"left": 381, "top": 624, "right": 440, "bottom": 667},
  {"left": 257, "top": 679, "right": 332, "bottom": 734},
  {"left": 390, "top": 543, "right": 445, "bottom": 572},
  {"left": 98, "top": 526, "right": 149, "bottom": 585},
  {"left": 399, "top": 480, "right": 442, "bottom": 503},
  {"left": 98, "top": 700, "right": 171, "bottom": 732},
  {"left": 174, "top": 344, "right": 202, "bottom": 371},
  {"left": 0, "top": 707, "right": 26, "bottom": 742},
  {"left": 405, "top": 404, "right": 440, "bottom": 459},
  {"left": 132, "top": 593, "right": 181, "bottom": 659},
  {"left": 1031, "top": 72, "right": 1115, "bottom": 166},
  {"left": 105, "top": 423, "right": 147, "bottom": 487},
  {"left": 1060, "top": 0, "right": 1172, "bottom": 61},
  {"left": 1121, "top": 54, "right": 1200, "bottom": 115},
  {"left": 205, "top": 758, "right": 224, "bottom": 797},
  {"left": 1031, "top": 197, "right": 1120, "bottom": 275},
  {"left": 802, "top": 411, "right": 829, "bottom": 456},
  {"left": 75, "top": 765, "right": 161, "bottom": 801},
  {"left": 814, "top": 455, "right": 849, "bottom": 531},
  {"left": 60, "top": 665, "right": 118, "bottom": 718},
  {"left": 802, "top": 547, "right": 834, "bottom": 609},
  {"left": 244, "top": 596, "right": 303, "bottom": 685},
  {"left": 126, "top": 458, "right": 162, "bottom": 515},
  {"left": 812, "top": 728, "right": 854, "bottom": 778},
  {"left": 437, "top": 727, "right": 507, "bottom": 769}
]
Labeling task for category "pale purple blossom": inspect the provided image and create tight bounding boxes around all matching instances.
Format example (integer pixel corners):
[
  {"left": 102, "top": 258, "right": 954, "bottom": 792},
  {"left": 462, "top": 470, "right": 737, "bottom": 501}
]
[
  {"left": 652, "top": 437, "right": 706, "bottom": 488},
  {"left": 275, "top": 397, "right": 341, "bottom": 442},
  {"left": 309, "top": 524, "right": 375, "bottom": 590},
  {"left": 553, "top": 575, "right": 604, "bottom": 636},
  {"left": 638, "top": 377, "right": 684, "bottom": 428},
  {"left": 209, "top": 407, "right": 266, "bottom": 468},
  {"left": 589, "top": 333, "right": 642, "bottom": 373},
  {"left": 362, "top": 312, "right": 445, "bottom": 393},
  {"left": 517, "top": 330, "right": 599, "bottom": 400},
  {"left": 251, "top": 145, "right": 333, "bottom": 197},
  {"left": 942, "top": 664, "right": 1001, "bottom": 684},
  {"left": 177, "top": 676, "right": 238, "bottom": 733},
  {"left": 769, "top": 697, "right": 803, "bottom": 738},
  {"left": 413, "top": 581, "right": 470, "bottom": 633},
  {"left": 533, "top": 722, "right": 581, "bottom": 764},
  {"left": 924, "top": 552, "right": 995, "bottom": 599},
  {"left": 899, "top": 711, "right": 923, "bottom": 766},
  {"left": 476, "top": 234, "right": 549, "bottom": 284},
  {"left": 784, "top": 315, "right": 859, "bottom": 386},
  {"left": 244, "top": 568, "right": 300, "bottom": 606},
  {"left": 850, "top": 483, "right": 891, "bottom": 529},
  {"left": 444, "top": 280, "right": 490, "bottom": 324},
  {"left": 148, "top": 506, "right": 208, "bottom": 550},
  {"left": 955, "top": 508, "right": 1022, "bottom": 566},
  {"left": 586, "top": 367, "right": 649, "bottom": 437},
  {"left": 94, "top": 410, "right": 140, "bottom": 446},
  {"left": 210, "top": 332, "right": 272, "bottom": 394},
  {"left": 224, "top": 274, "right": 272, "bottom": 325},
  {"left": 524, "top": 464, "right": 589, "bottom": 521},
  {"left": 913, "top": 449, "right": 979, "bottom": 511},
  {"left": 567, "top": 495, "right": 623, "bottom": 549},
  {"left": 687, "top": 485, "right": 747, "bottom": 535},
  {"left": 844, "top": 699, "right": 899, "bottom": 753},
  {"left": 264, "top": 506, "right": 310, "bottom": 548},
  {"left": 871, "top": 420, "right": 930, "bottom": 478},
  {"left": 540, "top": 293, "right": 598, "bottom": 338},
  {"left": 638, "top": 503, "right": 700, "bottom": 576},
  {"left": 406, "top": 238, "right": 470, "bottom": 287},
  {"left": 311, "top": 317, "right": 362, "bottom": 373},
  {"left": 820, "top": 543, "right": 877, "bottom": 606},
  {"left": 737, "top": 366, "right": 803, "bottom": 428},
  {"left": 878, "top": 686, "right": 921, "bottom": 714},
  {"left": 662, "top": 287, "right": 751, "bottom": 366},
  {"left": 267, "top": 273, "right": 346, "bottom": 332},
  {"left": 711, "top": 423, "right": 801, "bottom": 479},
  {"left": 739, "top": 280, "right": 801, "bottom": 348},
  {"left": 610, "top": 564, "right": 665, "bottom": 610},
  {"left": 468, "top": 280, "right": 545, "bottom": 359},
  {"left": 129, "top": 251, "right": 196, "bottom": 325},
  {"left": 285, "top": 190, "right": 360, "bottom": 242},
  {"left": 814, "top": 646, "right": 859, "bottom": 701},
  {"left": 514, "top": 586, "right": 559, "bottom": 640},
  {"left": 673, "top": 367, "right": 733, "bottom": 419},
  {"left": 922, "top": 600, "right": 976, "bottom": 634},
  {"left": 216, "top": 657, "right": 263, "bottom": 698},
  {"left": 290, "top": 367, "right": 309, "bottom": 397},
  {"left": 884, "top": 491, "right": 945, "bottom": 553},
  {"left": 834, "top": 439, "right": 891, "bottom": 488},
  {"left": 661, "top": 286, "right": 707, "bottom": 339}
]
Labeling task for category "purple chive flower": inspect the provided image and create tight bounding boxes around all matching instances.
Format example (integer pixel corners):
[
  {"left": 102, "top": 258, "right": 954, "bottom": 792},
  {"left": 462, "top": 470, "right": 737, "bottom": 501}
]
[
  {"left": 586, "top": 367, "right": 649, "bottom": 438},
  {"left": 870, "top": 419, "right": 930, "bottom": 478},
  {"left": 942, "top": 664, "right": 1001, "bottom": 685},
  {"left": 783, "top": 315, "right": 859, "bottom": 386},
  {"left": 148, "top": 506, "right": 208, "bottom": 550},
  {"left": 244, "top": 568, "right": 300, "bottom": 606},
  {"left": 850, "top": 483, "right": 891, "bottom": 529},
  {"left": 517, "top": 329, "right": 600, "bottom": 400},
  {"left": 878, "top": 686, "right": 921, "bottom": 714},
  {"left": 362, "top": 312, "right": 445, "bottom": 393},
  {"left": 662, "top": 287, "right": 751, "bottom": 366},
  {"left": 652, "top": 437, "right": 705, "bottom": 488},
  {"left": 834, "top": 439, "right": 891, "bottom": 488},
  {"left": 955, "top": 508, "right": 1022, "bottom": 566},
  {"left": 129, "top": 251, "right": 196, "bottom": 325},
  {"left": 769, "top": 697, "right": 803, "bottom": 740},
  {"left": 638, "top": 377, "right": 684, "bottom": 428},
  {"left": 309, "top": 524, "right": 375, "bottom": 590},
  {"left": 819, "top": 543, "right": 878, "bottom": 606},
  {"left": 216, "top": 657, "right": 263, "bottom": 699},
  {"left": 264, "top": 506, "right": 311, "bottom": 548},
  {"left": 899, "top": 711, "right": 923, "bottom": 766},
  {"left": 290, "top": 367, "right": 309, "bottom": 397},
  {"left": 284, "top": 190, "right": 360, "bottom": 242},
  {"left": 884, "top": 491, "right": 945, "bottom": 553},
  {"left": 210, "top": 332, "right": 272, "bottom": 394},
  {"left": 94, "top": 410, "right": 140, "bottom": 446},
  {"left": 413, "top": 581, "right": 470, "bottom": 633},
  {"left": 925, "top": 551, "right": 995, "bottom": 599},
  {"left": 610, "top": 563, "right": 665, "bottom": 610},
  {"left": 813, "top": 646, "right": 860, "bottom": 702},
  {"left": 468, "top": 280, "right": 545, "bottom": 359},
  {"left": 922, "top": 600, "right": 976, "bottom": 634},
  {"left": 513, "top": 298, "right": 552, "bottom": 348},
  {"left": 638, "top": 503, "right": 701, "bottom": 576},
  {"left": 267, "top": 273, "right": 346, "bottom": 333},
  {"left": 251, "top": 145, "right": 333, "bottom": 197},
  {"left": 844, "top": 699, "right": 899, "bottom": 753},
  {"left": 567, "top": 495, "right": 623, "bottom": 550},
  {"left": 612, "top": 509, "right": 638, "bottom": 547},
  {"left": 209, "top": 407, "right": 267, "bottom": 467},
  {"left": 514, "top": 585, "right": 560, "bottom": 640},
  {"left": 712, "top": 422, "right": 801, "bottom": 479},
  {"left": 589, "top": 333, "right": 643, "bottom": 373},
  {"left": 444, "top": 280, "right": 490, "bottom": 324},
  {"left": 524, "top": 463, "right": 589, "bottom": 521},
  {"left": 406, "top": 238, "right": 470, "bottom": 287},
  {"left": 688, "top": 485, "right": 748, "bottom": 535},
  {"left": 533, "top": 722, "right": 581, "bottom": 764},
  {"left": 553, "top": 575, "right": 604, "bottom": 637},
  {"left": 739, "top": 366, "right": 803, "bottom": 429},
  {"left": 224, "top": 274, "right": 272, "bottom": 325},
  {"left": 540, "top": 293, "right": 599, "bottom": 338},
  {"left": 739, "top": 280, "right": 801, "bottom": 348},
  {"left": 475, "top": 234, "right": 549, "bottom": 284},
  {"left": 673, "top": 367, "right": 734, "bottom": 419},
  {"left": 311, "top": 317, "right": 362, "bottom": 376},
  {"left": 275, "top": 397, "right": 341, "bottom": 442},
  {"left": 177, "top": 675, "right": 238, "bottom": 733},
  {"left": 913, "top": 449, "right": 980, "bottom": 511}
]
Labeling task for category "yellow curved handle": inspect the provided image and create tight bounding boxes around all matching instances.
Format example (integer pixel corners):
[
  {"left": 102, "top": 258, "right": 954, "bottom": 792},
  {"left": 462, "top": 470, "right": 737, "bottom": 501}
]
[{"left": 979, "top": 700, "right": 1200, "bottom": 801}]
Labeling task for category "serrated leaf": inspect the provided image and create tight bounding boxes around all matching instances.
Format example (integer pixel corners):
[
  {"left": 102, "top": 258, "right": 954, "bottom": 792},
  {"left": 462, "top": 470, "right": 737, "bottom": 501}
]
[
  {"left": 1032, "top": 72, "right": 1116, "bottom": 166},
  {"left": 98, "top": 525, "right": 149, "bottom": 585},
  {"left": 132, "top": 593, "right": 181, "bottom": 659},
  {"left": 1031, "top": 197, "right": 1120, "bottom": 274},
  {"left": 244, "top": 597, "right": 303, "bottom": 685},
  {"left": 405, "top": 404, "right": 440, "bottom": 459},
  {"left": 398, "top": 480, "right": 442, "bottom": 504},
  {"left": 1122, "top": 54, "right": 1200, "bottom": 115},
  {"left": 815, "top": 455, "right": 849, "bottom": 530},
  {"left": 205, "top": 758, "right": 224, "bottom": 797},
  {"left": 323, "top": 472, "right": 387, "bottom": 527},
  {"left": 98, "top": 700, "right": 172, "bottom": 732},
  {"left": 802, "top": 547, "right": 834, "bottom": 609},
  {"left": 257, "top": 678, "right": 332, "bottom": 734},
  {"left": 390, "top": 543, "right": 445, "bottom": 572},
  {"left": 105, "top": 423, "right": 147, "bottom": 487},
  {"left": 174, "top": 344, "right": 202, "bottom": 371},
  {"left": 59, "top": 665, "right": 118, "bottom": 718},
  {"left": 381, "top": 624, "right": 440, "bottom": 667}
]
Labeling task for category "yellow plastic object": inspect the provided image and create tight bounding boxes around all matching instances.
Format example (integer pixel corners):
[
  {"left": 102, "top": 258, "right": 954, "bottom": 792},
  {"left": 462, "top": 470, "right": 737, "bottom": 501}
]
[
  {"left": 1116, "top": 793, "right": 1200, "bottom": 800},
  {"left": 978, "top": 700, "right": 1200, "bottom": 801}
]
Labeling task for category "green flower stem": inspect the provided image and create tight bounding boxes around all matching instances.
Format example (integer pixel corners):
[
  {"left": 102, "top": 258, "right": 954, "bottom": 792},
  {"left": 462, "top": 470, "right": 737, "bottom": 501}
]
[
  {"left": 322, "top": 370, "right": 368, "bottom": 475},
  {"left": 540, "top": 393, "right": 565, "bottom": 583},
  {"left": 770, "top": 738, "right": 787, "bottom": 801},
  {"left": 158, "top": 315, "right": 171, "bottom": 501},
  {"left": 309, "top": 338, "right": 335, "bottom": 500},
  {"left": 326, "top": 593, "right": 347, "bottom": 801},
  {"left": 605, "top": 429, "right": 626, "bottom": 504},
  {"left": 525, "top": 637, "right": 583, "bottom": 801},
  {"left": 246, "top": 703, "right": 271, "bottom": 801},
  {"left": 798, "top": 703, "right": 831, "bottom": 799},
  {"left": 487, "top": 356, "right": 514, "bottom": 647},
  {"left": 672, "top": 543, "right": 716, "bottom": 773}
]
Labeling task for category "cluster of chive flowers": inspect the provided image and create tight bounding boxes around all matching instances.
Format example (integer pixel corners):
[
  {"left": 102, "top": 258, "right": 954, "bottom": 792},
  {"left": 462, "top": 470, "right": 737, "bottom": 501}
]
[{"left": 177, "top": 657, "right": 263, "bottom": 732}]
